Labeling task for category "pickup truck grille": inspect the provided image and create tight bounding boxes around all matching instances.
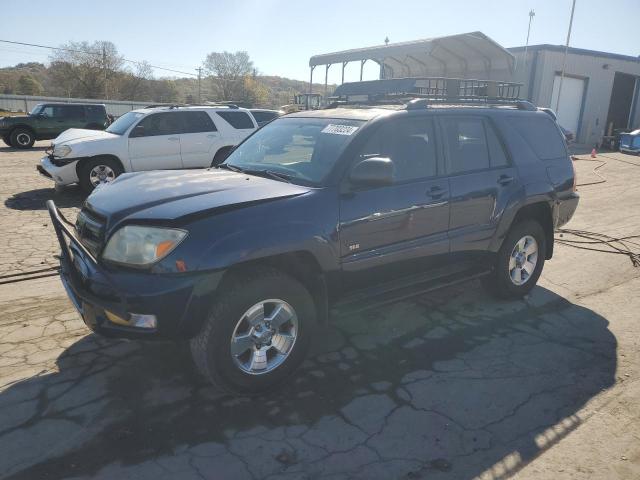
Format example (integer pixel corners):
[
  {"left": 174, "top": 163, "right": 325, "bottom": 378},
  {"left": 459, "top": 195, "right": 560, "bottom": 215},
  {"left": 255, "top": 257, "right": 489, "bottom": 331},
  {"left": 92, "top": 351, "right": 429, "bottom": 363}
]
[{"left": 75, "top": 208, "right": 106, "bottom": 258}]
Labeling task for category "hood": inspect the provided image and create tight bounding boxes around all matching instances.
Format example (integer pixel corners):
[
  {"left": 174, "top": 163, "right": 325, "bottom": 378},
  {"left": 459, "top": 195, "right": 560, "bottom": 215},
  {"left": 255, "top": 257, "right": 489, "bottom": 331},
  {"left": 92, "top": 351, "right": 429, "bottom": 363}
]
[
  {"left": 54, "top": 128, "right": 117, "bottom": 145},
  {"left": 2, "top": 114, "right": 30, "bottom": 122},
  {"left": 85, "top": 169, "right": 311, "bottom": 228}
]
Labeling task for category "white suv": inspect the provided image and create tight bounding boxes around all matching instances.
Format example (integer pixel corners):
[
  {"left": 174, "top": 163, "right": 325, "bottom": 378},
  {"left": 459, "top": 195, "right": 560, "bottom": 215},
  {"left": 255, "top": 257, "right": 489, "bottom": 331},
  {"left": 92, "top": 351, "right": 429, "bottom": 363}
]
[{"left": 38, "top": 105, "right": 258, "bottom": 192}]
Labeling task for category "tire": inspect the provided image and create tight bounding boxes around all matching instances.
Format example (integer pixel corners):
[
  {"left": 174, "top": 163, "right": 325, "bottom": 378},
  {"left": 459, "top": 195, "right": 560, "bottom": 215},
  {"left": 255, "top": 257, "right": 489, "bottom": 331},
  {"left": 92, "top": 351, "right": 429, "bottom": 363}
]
[
  {"left": 190, "top": 267, "right": 315, "bottom": 394},
  {"left": 483, "top": 219, "right": 546, "bottom": 299},
  {"left": 78, "top": 157, "right": 124, "bottom": 193},
  {"left": 10, "top": 128, "right": 35, "bottom": 149}
]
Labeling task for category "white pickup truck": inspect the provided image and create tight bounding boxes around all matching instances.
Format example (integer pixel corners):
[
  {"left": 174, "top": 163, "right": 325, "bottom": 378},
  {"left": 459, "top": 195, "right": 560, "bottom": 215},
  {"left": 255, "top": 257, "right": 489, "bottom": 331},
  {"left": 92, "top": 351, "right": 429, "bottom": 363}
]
[{"left": 38, "top": 105, "right": 258, "bottom": 192}]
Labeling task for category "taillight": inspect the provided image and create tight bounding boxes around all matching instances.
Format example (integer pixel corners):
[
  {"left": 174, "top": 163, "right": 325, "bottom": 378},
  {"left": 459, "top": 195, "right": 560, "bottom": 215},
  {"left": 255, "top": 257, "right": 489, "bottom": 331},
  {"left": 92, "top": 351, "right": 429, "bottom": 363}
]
[{"left": 570, "top": 156, "right": 577, "bottom": 192}]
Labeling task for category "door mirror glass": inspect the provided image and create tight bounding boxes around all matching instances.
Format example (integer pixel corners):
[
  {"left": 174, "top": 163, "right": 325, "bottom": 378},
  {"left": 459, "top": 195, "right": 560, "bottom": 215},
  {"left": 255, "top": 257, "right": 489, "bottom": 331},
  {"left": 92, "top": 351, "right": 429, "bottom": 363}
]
[
  {"left": 130, "top": 125, "right": 145, "bottom": 138},
  {"left": 349, "top": 157, "right": 394, "bottom": 187}
]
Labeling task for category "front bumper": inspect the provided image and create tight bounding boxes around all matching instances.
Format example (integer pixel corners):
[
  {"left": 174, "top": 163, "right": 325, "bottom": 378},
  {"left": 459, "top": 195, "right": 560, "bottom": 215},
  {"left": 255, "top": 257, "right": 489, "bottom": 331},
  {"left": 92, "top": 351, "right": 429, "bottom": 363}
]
[
  {"left": 47, "top": 201, "right": 223, "bottom": 339},
  {"left": 39, "top": 156, "right": 79, "bottom": 186}
]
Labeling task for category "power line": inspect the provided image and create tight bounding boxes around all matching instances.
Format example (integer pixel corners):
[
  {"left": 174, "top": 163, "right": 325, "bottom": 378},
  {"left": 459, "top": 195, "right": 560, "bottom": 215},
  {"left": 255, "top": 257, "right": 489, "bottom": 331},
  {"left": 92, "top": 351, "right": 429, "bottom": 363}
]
[{"left": 0, "top": 39, "right": 198, "bottom": 77}]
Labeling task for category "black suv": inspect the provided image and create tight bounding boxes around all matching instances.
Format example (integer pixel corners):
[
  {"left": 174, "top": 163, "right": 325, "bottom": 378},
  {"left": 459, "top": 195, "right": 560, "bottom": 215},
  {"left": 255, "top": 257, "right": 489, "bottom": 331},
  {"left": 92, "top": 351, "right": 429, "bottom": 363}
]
[
  {"left": 48, "top": 81, "right": 578, "bottom": 393},
  {"left": 0, "top": 103, "right": 109, "bottom": 149}
]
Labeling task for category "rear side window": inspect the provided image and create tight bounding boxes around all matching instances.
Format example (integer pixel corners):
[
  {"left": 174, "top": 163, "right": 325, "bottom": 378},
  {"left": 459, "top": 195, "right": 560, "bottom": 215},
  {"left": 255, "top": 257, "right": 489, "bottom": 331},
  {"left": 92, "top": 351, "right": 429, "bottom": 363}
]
[
  {"left": 509, "top": 116, "right": 567, "bottom": 160},
  {"left": 136, "top": 112, "right": 182, "bottom": 137},
  {"left": 485, "top": 122, "right": 509, "bottom": 167},
  {"left": 217, "top": 111, "right": 255, "bottom": 129},
  {"left": 180, "top": 111, "right": 217, "bottom": 133},
  {"left": 86, "top": 105, "right": 106, "bottom": 117},
  {"left": 61, "top": 105, "right": 86, "bottom": 119},
  {"left": 441, "top": 117, "right": 490, "bottom": 174},
  {"left": 252, "top": 111, "right": 279, "bottom": 123}
]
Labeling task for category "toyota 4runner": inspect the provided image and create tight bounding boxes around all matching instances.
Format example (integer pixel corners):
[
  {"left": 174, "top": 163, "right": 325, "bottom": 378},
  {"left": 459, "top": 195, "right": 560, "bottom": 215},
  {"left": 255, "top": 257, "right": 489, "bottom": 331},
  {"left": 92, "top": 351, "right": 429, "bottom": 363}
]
[{"left": 47, "top": 79, "right": 579, "bottom": 394}]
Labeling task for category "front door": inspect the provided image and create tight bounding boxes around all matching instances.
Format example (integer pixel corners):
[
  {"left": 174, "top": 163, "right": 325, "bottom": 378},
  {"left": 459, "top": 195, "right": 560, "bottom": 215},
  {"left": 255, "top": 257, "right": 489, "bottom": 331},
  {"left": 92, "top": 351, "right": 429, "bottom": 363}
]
[
  {"left": 339, "top": 116, "right": 450, "bottom": 291},
  {"left": 128, "top": 112, "right": 183, "bottom": 171},
  {"left": 439, "top": 115, "right": 519, "bottom": 256},
  {"left": 179, "top": 111, "right": 222, "bottom": 168}
]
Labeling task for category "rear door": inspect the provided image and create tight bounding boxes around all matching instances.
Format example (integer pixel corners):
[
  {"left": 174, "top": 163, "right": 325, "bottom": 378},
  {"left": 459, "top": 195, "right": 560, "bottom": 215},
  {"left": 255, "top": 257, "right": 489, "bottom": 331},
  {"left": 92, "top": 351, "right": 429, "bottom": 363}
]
[
  {"left": 178, "top": 111, "right": 221, "bottom": 168},
  {"left": 128, "top": 112, "right": 183, "bottom": 170},
  {"left": 439, "top": 115, "right": 518, "bottom": 256},
  {"left": 339, "top": 116, "right": 450, "bottom": 290},
  {"left": 56, "top": 105, "right": 87, "bottom": 135}
]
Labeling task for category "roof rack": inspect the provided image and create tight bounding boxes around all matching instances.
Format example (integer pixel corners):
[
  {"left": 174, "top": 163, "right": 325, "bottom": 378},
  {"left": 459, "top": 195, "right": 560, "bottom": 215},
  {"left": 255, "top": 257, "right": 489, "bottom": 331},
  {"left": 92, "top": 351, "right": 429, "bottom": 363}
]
[
  {"left": 142, "top": 103, "right": 240, "bottom": 110},
  {"left": 328, "top": 77, "right": 534, "bottom": 111}
]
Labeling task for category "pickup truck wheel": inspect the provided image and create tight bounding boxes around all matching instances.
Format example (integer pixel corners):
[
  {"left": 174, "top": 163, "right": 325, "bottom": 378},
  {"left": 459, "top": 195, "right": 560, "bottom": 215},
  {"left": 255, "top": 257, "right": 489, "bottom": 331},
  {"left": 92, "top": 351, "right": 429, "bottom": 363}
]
[
  {"left": 10, "top": 128, "right": 35, "bottom": 149},
  {"left": 78, "top": 157, "right": 123, "bottom": 193},
  {"left": 483, "top": 220, "right": 546, "bottom": 299},
  {"left": 190, "top": 267, "right": 315, "bottom": 394}
]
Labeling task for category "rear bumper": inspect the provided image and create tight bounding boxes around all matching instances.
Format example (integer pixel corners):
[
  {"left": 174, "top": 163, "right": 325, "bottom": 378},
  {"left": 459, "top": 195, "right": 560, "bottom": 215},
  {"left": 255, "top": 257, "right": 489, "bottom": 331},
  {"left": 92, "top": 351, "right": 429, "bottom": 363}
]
[
  {"left": 47, "top": 201, "right": 224, "bottom": 340},
  {"left": 556, "top": 192, "right": 579, "bottom": 228}
]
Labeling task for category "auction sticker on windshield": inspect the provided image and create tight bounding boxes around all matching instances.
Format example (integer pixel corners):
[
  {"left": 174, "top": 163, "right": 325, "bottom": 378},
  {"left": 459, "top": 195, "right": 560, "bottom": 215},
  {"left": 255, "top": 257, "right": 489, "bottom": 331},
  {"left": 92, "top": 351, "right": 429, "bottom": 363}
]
[{"left": 321, "top": 124, "right": 359, "bottom": 135}]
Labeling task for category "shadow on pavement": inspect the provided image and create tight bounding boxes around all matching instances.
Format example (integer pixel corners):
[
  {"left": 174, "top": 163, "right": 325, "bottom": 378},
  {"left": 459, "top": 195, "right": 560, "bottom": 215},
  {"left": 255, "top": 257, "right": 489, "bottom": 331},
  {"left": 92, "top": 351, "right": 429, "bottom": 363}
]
[
  {"left": 0, "top": 284, "right": 617, "bottom": 480},
  {"left": 0, "top": 146, "right": 49, "bottom": 153},
  {"left": 4, "top": 186, "right": 84, "bottom": 211}
]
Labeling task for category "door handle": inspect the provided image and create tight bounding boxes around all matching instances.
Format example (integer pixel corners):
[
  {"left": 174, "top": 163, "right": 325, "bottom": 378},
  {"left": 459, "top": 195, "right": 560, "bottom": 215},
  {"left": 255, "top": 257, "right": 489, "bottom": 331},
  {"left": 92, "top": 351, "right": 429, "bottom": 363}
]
[
  {"left": 498, "top": 175, "right": 514, "bottom": 186},
  {"left": 427, "top": 185, "right": 445, "bottom": 199},
  {"left": 167, "top": 137, "right": 180, "bottom": 141}
]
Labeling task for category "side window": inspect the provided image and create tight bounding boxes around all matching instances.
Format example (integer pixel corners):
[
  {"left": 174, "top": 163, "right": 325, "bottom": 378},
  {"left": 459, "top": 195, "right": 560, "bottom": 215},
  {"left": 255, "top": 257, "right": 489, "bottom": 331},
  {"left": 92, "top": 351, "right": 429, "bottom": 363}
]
[
  {"left": 509, "top": 115, "right": 567, "bottom": 160},
  {"left": 485, "top": 121, "right": 509, "bottom": 167},
  {"left": 441, "top": 117, "right": 490, "bottom": 174},
  {"left": 86, "top": 105, "right": 106, "bottom": 118},
  {"left": 217, "top": 111, "right": 255, "bottom": 129},
  {"left": 61, "top": 105, "right": 86, "bottom": 120},
  {"left": 180, "top": 111, "right": 217, "bottom": 133},
  {"left": 135, "top": 112, "right": 182, "bottom": 137},
  {"left": 41, "top": 106, "right": 55, "bottom": 117},
  {"left": 358, "top": 117, "right": 438, "bottom": 182}
]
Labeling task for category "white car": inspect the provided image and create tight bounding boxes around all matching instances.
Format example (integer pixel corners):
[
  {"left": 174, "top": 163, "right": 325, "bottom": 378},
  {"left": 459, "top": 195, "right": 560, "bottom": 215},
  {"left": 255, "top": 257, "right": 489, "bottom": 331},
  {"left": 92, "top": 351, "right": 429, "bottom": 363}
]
[{"left": 38, "top": 105, "right": 258, "bottom": 192}]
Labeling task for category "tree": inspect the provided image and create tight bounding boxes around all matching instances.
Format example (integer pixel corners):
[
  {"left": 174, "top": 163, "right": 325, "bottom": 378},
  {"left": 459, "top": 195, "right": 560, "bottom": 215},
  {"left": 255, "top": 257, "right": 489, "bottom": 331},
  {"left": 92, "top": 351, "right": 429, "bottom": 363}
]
[
  {"left": 117, "top": 61, "right": 154, "bottom": 101},
  {"left": 203, "top": 51, "right": 253, "bottom": 101},
  {"left": 49, "top": 41, "right": 123, "bottom": 98},
  {"left": 16, "top": 75, "right": 43, "bottom": 95}
]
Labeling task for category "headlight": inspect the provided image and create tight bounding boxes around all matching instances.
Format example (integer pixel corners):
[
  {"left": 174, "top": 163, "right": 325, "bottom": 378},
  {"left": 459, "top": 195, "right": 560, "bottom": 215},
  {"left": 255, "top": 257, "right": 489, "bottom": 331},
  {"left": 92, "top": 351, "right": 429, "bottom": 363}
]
[
  {"left": 102, "top": 226, "right": 187, "bottom": 266},
  {"left": 55, "top": 145, "right": 72, "bottom": 157}
]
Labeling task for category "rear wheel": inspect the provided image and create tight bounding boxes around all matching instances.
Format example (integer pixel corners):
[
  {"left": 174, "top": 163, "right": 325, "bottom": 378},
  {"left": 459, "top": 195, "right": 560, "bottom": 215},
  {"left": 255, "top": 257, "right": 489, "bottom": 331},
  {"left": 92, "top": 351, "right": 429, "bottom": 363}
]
[
  {"left": 10, "top": 128, "right": 35, "bottom": 149},
  {"left": 190, "top": 267, "right": 315, "bottom": 394},
  {"left": 78, "top": 157, "right": 123, "bottom": 193},
  {"left": 483, "top": 220, "right": 546, "bottom": 299}
]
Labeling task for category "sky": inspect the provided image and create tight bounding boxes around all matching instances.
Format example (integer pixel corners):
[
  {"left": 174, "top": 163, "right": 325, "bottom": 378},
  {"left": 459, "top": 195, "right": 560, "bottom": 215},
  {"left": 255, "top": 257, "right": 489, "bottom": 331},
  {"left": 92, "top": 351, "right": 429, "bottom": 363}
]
[{"left": 1, "top": 0, "right": 639, "bottom": 85}]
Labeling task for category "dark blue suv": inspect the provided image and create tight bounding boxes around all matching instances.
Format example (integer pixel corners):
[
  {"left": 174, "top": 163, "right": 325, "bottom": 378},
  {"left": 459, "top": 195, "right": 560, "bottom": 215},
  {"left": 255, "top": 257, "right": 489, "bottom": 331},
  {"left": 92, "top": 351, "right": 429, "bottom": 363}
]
[{"left": 48, "top": 87, "right": 578, "bottom": 393}]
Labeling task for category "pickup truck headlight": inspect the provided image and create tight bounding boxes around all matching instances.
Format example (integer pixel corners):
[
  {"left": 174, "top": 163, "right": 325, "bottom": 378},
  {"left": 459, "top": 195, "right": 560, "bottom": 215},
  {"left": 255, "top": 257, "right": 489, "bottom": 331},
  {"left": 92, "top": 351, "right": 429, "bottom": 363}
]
[
  {"left": 102, "top": 226, "right": 187, "bottom": 266},
  {"left": 55, "top": 145, "right": 72, "bottom": 157}
]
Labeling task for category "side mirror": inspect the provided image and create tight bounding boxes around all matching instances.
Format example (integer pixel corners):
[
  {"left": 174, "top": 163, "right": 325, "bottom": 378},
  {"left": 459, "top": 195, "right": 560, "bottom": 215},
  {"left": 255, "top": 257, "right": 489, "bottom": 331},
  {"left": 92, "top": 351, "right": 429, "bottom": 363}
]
[
  {"left": 130, "top": 125, "right": 145, "bottom": 138},
  {"left": 349, "top": 157, "right": 394, "bottom": 187}
]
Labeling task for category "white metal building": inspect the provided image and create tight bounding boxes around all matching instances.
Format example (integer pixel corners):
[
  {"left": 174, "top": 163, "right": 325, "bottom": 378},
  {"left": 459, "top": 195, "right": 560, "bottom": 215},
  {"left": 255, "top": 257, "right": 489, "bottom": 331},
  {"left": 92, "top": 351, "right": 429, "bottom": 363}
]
[{"left": 510, "top": 45, "right": 640, "bottom": 146}]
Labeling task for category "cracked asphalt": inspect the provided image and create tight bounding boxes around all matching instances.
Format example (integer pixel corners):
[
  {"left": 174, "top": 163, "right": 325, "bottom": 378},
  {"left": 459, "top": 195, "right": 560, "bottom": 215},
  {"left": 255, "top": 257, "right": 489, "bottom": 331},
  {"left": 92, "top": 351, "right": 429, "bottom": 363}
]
[{"left": 0, "top": 143, "right": 639, "bottom": 479}]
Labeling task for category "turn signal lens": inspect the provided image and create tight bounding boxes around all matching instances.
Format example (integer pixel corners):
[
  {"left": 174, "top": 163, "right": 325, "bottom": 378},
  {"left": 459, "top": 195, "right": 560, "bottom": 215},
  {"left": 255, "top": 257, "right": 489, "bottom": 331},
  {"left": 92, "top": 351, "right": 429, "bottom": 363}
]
[{"left": 156, "top": 240, "right": 176, "bottom": 259}]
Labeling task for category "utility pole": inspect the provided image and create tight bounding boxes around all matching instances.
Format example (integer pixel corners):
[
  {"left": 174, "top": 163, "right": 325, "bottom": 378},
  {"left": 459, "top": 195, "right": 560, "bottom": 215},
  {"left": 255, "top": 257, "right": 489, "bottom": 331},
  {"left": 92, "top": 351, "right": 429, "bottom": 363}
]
[
  {"left": 515, "top": 10, "right": 535, "bottom": 73},
  {"left": 102, "top": 44, "right": 108, "bottom": 100},
  {"left": 197, "top": 67, "right": 202, "bottom": 103},
  {"left": 555, "top": 0, "right": 577, "bottom": 114}
]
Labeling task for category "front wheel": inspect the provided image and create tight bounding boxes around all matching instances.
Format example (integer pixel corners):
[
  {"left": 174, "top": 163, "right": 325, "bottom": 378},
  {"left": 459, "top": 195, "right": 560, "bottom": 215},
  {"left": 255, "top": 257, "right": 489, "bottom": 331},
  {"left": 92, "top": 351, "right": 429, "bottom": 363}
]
[
  {"left": 190, "top": 267, "right": 315, "bottom": 394},
  {"left": 483, "top": 220, "right": 546, "bottom": 299},
  {"left": 78, "top": 157, "right": 123, "bottom": 193},
  {"left": 10, "top": 128, "right": 35, "bottom": 149}
]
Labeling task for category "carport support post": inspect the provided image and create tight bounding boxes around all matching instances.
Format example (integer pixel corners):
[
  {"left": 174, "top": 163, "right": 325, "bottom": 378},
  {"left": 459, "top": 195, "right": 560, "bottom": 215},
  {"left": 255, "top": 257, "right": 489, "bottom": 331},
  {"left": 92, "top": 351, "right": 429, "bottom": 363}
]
[
  {"left": 360, "top": 59, "right": 367, "bottom": 81},
  {"left": 309, "top": 66, "right": 315, "bottom": 94},
  {"left": 341, "top": 62, "right": 348, "bottom": 85},
  {"left": 325, "top": 64, "right": 331, "bottom": 99}
]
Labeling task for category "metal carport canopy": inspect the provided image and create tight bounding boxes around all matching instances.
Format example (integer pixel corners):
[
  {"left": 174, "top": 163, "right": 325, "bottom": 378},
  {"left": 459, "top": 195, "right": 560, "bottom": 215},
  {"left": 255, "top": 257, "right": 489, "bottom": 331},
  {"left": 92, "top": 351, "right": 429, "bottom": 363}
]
[{"left": 308, "top": 31, "right": 515, "bottom": 86}]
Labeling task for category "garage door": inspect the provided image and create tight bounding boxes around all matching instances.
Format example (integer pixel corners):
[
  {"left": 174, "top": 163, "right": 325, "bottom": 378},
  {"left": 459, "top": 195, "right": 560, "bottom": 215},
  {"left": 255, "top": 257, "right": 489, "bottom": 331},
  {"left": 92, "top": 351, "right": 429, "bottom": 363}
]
[{"left": 550, "top": 75, "right": 585, "bottom": 135}]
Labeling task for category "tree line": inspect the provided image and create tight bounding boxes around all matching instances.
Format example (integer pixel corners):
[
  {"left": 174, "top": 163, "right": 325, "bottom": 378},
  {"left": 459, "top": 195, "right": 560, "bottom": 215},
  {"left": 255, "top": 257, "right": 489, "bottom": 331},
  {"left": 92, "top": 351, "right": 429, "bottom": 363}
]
[{"left": 0, "top": 41, "right": 331, "bottom": 109}]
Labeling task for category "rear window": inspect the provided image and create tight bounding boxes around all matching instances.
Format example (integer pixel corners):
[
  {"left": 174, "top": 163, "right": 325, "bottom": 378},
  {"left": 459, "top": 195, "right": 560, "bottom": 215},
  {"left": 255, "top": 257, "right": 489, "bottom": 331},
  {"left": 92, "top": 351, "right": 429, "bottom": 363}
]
[
  {"left": 510, "top": 115, "right": 567, "bottom": 160},
  {"left": 217, "top": 111, "right": 255, "bottom": 129},
  {"left": 180, "top": 111, "right": 217, "bottom": 133},
  {"left": 252, "top": 111, "right": 279, "bottom": 123},
  {"left": 86, "top": 105, "right": 106, "bottom": 116}
]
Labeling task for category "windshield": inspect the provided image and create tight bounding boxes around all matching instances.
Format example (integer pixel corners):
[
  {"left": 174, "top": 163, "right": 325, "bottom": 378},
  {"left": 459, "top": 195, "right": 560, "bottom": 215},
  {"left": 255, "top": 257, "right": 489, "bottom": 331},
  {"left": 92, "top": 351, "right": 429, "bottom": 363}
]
[
  {"left": 224, "top": 117, "right": 364, "bottom": 186},
  {"left": 106, "top": 111, "right": 145, "bottom": 135},
  {"left": 30, "top": 104, "right": 44, "bottom": 116}
]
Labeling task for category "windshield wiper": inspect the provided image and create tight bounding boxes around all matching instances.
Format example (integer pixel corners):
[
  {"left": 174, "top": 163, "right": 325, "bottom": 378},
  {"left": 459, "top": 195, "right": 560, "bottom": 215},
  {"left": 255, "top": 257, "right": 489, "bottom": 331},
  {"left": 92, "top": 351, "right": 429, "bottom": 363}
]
[
  {"left": 260, "top": 170, "right": 292, "bottom": 183},
  {"left": 217, "top": 163, "right": 244, "bottom": 173}
]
